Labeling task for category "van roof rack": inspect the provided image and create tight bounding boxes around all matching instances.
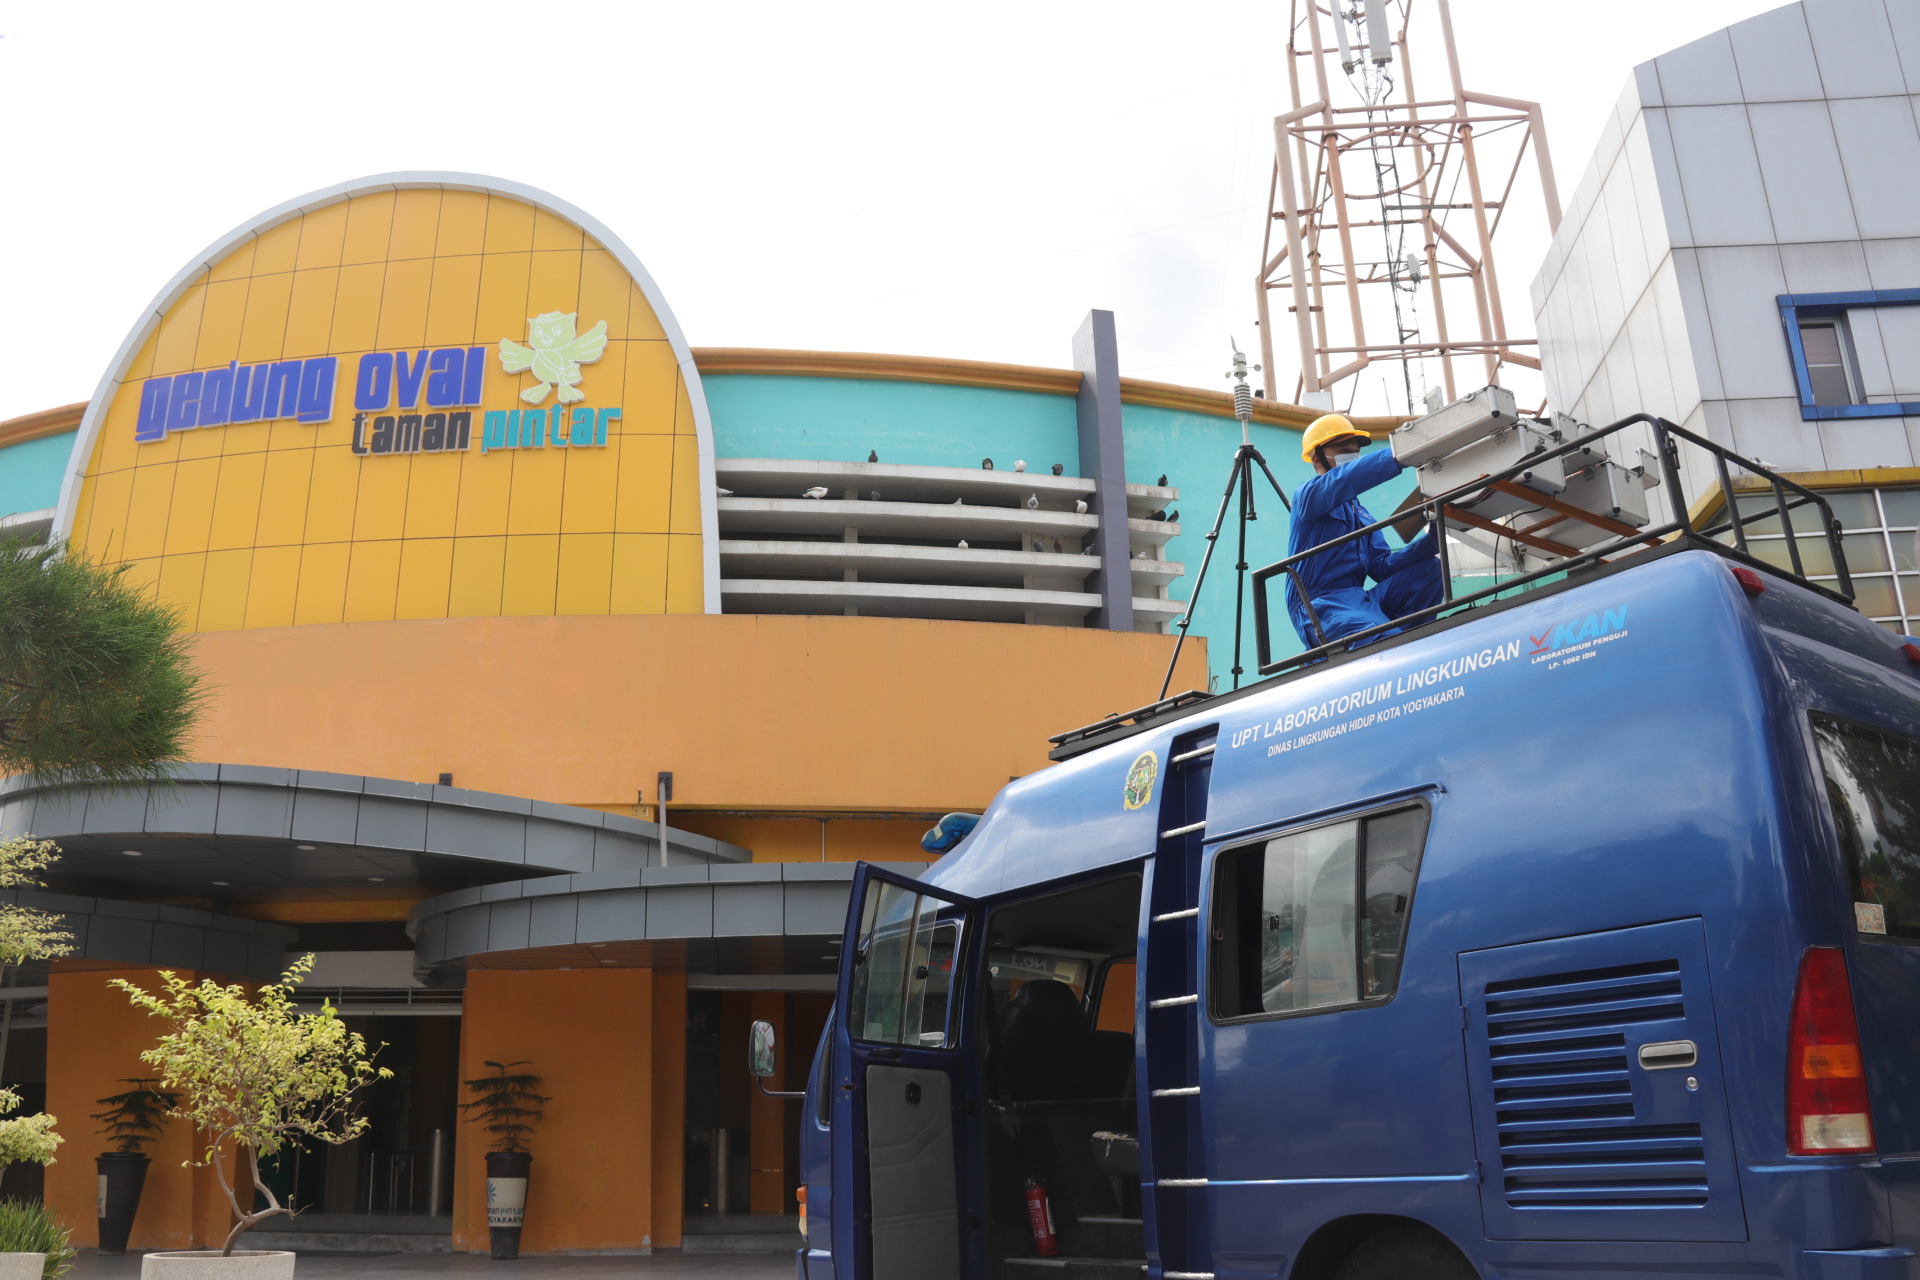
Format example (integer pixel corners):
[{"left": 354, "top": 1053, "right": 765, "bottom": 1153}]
[
  {"left": 1048, "top": 414, "right": 1857, "bottom": 761},
  {"left": 1047, "top": 688, "right": 1214, "bottom": 755}
]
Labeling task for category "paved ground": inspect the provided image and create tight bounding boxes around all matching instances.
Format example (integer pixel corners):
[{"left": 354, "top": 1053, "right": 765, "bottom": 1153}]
[{"left": 70, "top": 1253, "right": 795, "bottom": 1279}]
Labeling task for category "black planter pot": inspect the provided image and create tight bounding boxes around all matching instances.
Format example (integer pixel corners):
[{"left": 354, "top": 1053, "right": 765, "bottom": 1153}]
[
  {"left": 96, "top": 1153, "right": 150, "bottom": 1256},
  {"left": 484, "top": 1151, "right": 532, "bottom": 1260}
]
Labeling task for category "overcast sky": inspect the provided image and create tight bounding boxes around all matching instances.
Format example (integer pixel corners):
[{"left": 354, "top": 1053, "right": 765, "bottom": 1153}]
[{"left": 0, "top": 0, "right": 1771, "bottom": 426}]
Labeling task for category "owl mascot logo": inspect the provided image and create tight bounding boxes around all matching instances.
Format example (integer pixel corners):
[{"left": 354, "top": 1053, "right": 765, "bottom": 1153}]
[{"left": 498, "top": 312, "right": 609, "bottom": 405}]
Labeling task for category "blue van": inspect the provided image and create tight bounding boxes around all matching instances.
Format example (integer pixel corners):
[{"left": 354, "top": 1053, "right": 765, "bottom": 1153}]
[{"left": 779, "top": 422, "right": 1920, "bottom": 1280}]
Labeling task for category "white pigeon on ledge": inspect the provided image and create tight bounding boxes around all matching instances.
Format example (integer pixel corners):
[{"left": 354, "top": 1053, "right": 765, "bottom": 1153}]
[{"left": 802, "top": 486, "right": 830, "bottom": 499}]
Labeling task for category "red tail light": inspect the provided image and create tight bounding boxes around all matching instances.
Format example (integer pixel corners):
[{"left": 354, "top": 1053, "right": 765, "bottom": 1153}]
[{"left": 1787, "top": 947, "right": 1875, "bottom": 1154}]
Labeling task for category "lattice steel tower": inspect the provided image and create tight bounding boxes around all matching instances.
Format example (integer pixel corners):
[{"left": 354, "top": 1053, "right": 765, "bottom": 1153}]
[{"left": 1256, "top": 0, "right": 1563, "bottom": 415}]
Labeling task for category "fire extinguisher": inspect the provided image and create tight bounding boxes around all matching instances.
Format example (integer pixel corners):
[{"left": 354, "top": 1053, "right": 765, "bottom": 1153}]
[{"left": 1024, "top": 1178, "right": 1059, "bottom": 1257}]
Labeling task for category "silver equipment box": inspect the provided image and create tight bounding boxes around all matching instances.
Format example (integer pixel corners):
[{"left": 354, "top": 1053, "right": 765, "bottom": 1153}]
[
  {"left": 1420, "top": 422, "right": 1565, "bottom": 520},
  {"left": 1390, "top": 386, "right": 1518, "bottom": 468},
  {"left": 1528, "top": 459, "right": 1653, "bottom": 550}
]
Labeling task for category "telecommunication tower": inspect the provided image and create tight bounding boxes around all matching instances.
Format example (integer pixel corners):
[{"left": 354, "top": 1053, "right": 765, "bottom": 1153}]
[{"left": 1256, "top": 0, "right": 1563, "bottom": 416}]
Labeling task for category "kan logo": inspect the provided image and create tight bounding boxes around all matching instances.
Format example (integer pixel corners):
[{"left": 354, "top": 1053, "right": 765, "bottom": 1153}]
[{"left": 1530, "top": 607, "right": 1629, "bottom": 655}]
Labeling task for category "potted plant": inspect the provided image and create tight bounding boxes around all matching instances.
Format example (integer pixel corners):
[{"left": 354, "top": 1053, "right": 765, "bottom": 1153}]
[
  {"left": 114, "top": 954, "right": 388, "bottom": 1278},
  {"left": 89, "top": 1079, "right": 179, "bottom": 1256},
  {"left": 458, "top": 1062, "right": 549, "bottom": 1260},
  {"left": 0, "top": 1199, "right": 74, "bottom": 1280}
]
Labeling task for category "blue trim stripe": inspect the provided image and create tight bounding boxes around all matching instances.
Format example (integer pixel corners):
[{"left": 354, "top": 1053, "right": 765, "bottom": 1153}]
[
  {"left": 1202, "top": 1173, "right": 1475, "bottom": 1187},
  {"left": 1776, "top": 290, "right": 1920, "bottom": 421}
]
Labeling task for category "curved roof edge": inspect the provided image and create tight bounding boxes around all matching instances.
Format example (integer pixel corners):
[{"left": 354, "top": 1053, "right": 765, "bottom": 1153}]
[
  {"left": 0, "top": 402, "right": 85, "bottom": 452},
  {"left": 407, "top": 860, "right": 931, "bottom": 982},
  {"left": 691, "top": 347, "right": 1406, "bottom": 437},
  {"left": 22, "top": 886, "right": 296, "bottom": 982},
  {"left": 51, "top": 172, "right": 722, "bottom": 613}
]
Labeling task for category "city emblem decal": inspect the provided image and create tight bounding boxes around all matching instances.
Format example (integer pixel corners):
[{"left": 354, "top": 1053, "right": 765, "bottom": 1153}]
[
  {"left": 498, "top": 311, "right": 609, "bottom": 405},
  {"left": 1123, "top": 751, "right": 1158, "bottom": 811}
]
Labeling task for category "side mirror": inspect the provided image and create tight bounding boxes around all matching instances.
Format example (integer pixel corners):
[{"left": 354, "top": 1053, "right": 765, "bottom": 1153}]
[{"left": 749, "top": 1019, "right": 777, "bottom": 1079}]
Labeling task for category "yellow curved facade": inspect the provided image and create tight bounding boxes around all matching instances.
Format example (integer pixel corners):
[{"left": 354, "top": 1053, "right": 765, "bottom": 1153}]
[{"left": 67, "top": 185, "right": 708, "bottom": 631}]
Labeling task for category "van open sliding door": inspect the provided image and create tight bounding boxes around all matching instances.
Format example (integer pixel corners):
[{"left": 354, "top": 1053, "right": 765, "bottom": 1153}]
[{"left": 830, "top": 865, "right": 983, "bottom": 1280}]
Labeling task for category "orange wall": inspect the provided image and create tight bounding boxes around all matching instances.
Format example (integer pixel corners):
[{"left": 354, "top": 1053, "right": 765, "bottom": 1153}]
[
  {"left": 456, "top": 968, "right": 685, "bottom": 1253},
  {"left": 184, "top": 613, "right": 1208, "bottom": 814},
  {"left": 46, "top": 967, "right": 239, "bottom": 1251}
]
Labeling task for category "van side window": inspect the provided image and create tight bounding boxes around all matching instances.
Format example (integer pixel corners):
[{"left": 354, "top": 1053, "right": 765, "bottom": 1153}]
[
  {"left": 1812, "top": 714, "right": 1920, "bottom": 941},
  {"left": 847, "top": 880, "right": 962, "bottom": 1047},
  {"left": 1212, "top": 805, "right": 1429, "bottom": 1019}
]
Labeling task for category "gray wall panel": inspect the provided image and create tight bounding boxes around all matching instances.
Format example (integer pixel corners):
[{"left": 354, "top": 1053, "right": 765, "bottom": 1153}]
[
  {"left": 445, "top": 908, "right": 491, "bottom": 962},
  {"left": 591, "top": 830, "right": 651, "bottom": 872},
  {"left": 576, "top": 888, "right": 648, "bottom": 943},
  {"left": 30, "top": 789, "right": 86, "bottom": 836},
  {"left": 356, "top": 797, "right": 429, "bottom": 850},
  {"left": 85, "top": 919, "right": 156, "bottom": 965},
  {"left": 714, "top": 884, "right": 785, "bottom": 937},
  {"left": 146, "top": 783, "right": 218, "bottom": 834},
  {"left": 645, "top": 885, "right": 713, "bottom": 939},
  {"left": 290, "top": 791, "right": 360, "bottom": 844},
  {"left": 487, "top": 900, "right": 532, "bottom": 953},
  {"left": 82, "top": 787, "right": 151, "bottom": 835},
  {"left": 219, "top": 765, "right": 293, "bottom": 787},
  {"left": 527, "top": 896, "right": 579, "bottom": 948},
  {"left": 786, "top": 882, "right": 856, "bottom": 936},
  {"left": 149, "top": 923, "right": 209, "bottom": 970},
  {"left": 425, "top": 807, "right": 526, "bottom": 864},
  {"left": 202, "top": 931, "right": 250, "bottom": 977},
  {"left": 93, "top": 899, "right": 160, "bottom": 921},
  {"left": 245, "top": 937, "right": 286, "bottom": 981},
  {"left": 0, "top": 799, "right": 34, "bottom": 841},
  {"left": 415, "top": 916, "right": 449, "bottom": 964},
  {"left": 524, "top": 820, "right": 594, "bottom": 874},
  {"left": 214, "top": 786, "right": 295, "bottom": 839}
]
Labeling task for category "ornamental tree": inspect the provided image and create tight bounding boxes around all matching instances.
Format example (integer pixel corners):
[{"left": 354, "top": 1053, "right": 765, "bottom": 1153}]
[
  {"left": 0, "top": 836, "right": 74, "bottom": 966},
  {"left": 0, "top": 1088, "right": 61, "bottom": 1184},
  {"left": 114, "top": 955, "right": 390, "bottom": 1254},
  {"left": 0, "top": 535, "right": 205, "bottom": 784}
]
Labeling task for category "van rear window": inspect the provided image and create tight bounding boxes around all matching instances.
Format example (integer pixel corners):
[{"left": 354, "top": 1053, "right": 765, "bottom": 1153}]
[
  {"left": 1812, "top": 714, "right": 1920, "bottom": 941},
  {"left": 1211, "top": 805, "right": 1429, "bottom": 1019}
]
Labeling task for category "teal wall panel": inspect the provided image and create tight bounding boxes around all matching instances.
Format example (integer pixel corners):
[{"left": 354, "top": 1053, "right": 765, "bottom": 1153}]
[
  {"left": 0, "top": 431, "right": 75, "bottom": 521},
  {"left": 1122, "top": 405, "right": 1417, "bottom": 687},
  {"left": 704, "top": 375, "right": 1081, "bottom": 473}
]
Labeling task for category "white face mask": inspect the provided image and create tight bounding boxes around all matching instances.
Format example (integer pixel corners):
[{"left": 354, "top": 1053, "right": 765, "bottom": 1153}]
[{"left": 1329, "top": 449, "right": 1364, "bottom": 468}]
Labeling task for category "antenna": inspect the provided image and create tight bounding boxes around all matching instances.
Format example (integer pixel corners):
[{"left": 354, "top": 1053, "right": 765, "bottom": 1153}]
[
  {"left": 1158, "top": 340, "right": 1292, "bottom": 700},
  {"left": 1255, "top": 0, "right": 1562, "bottom": 417}
]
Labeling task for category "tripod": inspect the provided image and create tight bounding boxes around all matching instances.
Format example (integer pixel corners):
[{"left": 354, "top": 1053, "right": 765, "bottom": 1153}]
[{"left": 1158, "top": 345, "right": 1294, "bottom": 701}]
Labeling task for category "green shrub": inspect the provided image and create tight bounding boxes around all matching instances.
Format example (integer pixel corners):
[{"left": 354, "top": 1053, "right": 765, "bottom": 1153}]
[{"left": 0, "top": 1199, "right": 74, "bottom": 1279}]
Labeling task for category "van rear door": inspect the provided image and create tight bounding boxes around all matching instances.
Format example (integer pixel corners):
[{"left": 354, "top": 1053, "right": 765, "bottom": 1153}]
[
  {"left": 830, "top": 864, "right": 982, "bottom": 1280},
  {"left": 1459, "top": 918, "right": 1749, "bottom": 1242}
]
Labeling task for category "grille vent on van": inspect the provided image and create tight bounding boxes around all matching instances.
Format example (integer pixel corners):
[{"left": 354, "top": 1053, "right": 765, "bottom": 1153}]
[{"left": 1481, "top": 959, "right": 1708, "bottom": 1209}]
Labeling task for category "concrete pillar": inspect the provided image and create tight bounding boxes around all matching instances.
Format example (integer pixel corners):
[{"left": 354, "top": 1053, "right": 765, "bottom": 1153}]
[
  {"left": 46, "top": 966, "right": 234, "bottom": 1250},
  {"left": 1074, "top": 310, "right": 1134, "bottom": 632},
  {"left": 650, "top": 973, "right": 687, "bottom": 1248},
  {"left": 454, "top": 969, "right": 659, "bottom": 1253}
]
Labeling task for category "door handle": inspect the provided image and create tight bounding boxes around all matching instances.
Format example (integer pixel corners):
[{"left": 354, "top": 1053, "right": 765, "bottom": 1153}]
[{"left": 1638, "top": 1040, "right": 1697, "bottom": 1070}]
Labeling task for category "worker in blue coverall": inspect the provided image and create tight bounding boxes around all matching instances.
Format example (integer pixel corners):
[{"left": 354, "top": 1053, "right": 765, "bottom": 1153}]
[{"left": 1286, "top": 413, "right": 1444, "bottom": 649}]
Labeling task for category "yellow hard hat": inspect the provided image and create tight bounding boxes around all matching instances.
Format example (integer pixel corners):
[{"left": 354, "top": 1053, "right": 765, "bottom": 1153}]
[{"left": 1301, "top": 413, "right": 1369, "bottom": 463}]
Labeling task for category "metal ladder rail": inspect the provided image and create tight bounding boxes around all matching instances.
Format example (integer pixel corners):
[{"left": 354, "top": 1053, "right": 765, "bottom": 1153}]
[{"left": 1141, "top": 731, "right": 1218, "bottom": 1280}]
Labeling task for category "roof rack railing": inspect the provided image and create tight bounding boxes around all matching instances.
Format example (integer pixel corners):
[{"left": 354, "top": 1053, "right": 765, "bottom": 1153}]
[
  {"left": 1250, "top": 413, "right": 1853, "bottom": 679},
  {"left": 1046, "top": 688, "right": 1213, "bottom": 751}
]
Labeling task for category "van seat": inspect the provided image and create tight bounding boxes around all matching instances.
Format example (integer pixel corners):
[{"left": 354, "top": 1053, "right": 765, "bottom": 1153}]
[{"left": 998, "top": 980, "right": 1134, "bottom": 1101}]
